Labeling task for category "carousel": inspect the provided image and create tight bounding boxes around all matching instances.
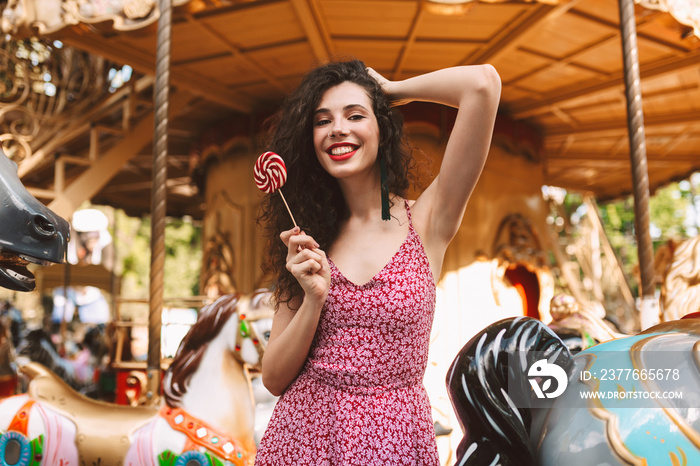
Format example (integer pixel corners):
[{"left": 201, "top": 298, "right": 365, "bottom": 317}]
[{"left": 0, "top": 0, "right": 698, "bottom": 464}]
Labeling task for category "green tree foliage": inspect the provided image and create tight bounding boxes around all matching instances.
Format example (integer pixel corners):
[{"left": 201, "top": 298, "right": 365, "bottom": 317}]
[
  {"left": 599, "top": 196, "right": 638, "bottom": 281},
  {"left": 552, "top": 174, "right": 699, "bottom": 300},
  {"left": 588, "top": 176, "right": 697, "bottom": 294},
  {"left": 115, "top": 211, "right": 202, "bottom": 300},
  {"left": 599, "top": 181, "right": 694, "bottom": 252},
  {"left": 649, "top": 183, "right": 691, "bottom": 240}
]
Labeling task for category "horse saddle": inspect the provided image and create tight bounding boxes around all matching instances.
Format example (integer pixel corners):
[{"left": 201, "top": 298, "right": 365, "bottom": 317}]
[{"left": 21, "top": 362, "right": 158, "bottom": 466}]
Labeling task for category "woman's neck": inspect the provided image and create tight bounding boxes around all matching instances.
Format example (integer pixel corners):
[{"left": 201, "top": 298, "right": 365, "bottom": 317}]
[{"left": 337, "top": 169, "right": 384, "bottom": 221}]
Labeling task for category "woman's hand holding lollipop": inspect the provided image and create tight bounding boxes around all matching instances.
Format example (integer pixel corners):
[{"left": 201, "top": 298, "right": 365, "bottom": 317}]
[{"left": 255, "top": 151, "right": 329, "bottom": 301}]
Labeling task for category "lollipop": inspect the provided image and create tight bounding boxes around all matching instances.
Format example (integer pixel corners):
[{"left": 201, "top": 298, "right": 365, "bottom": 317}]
[
  {"left": 254, "top": 151, "right": 297, "bottom": 227},
  {"left": 254, "top": 151, "right": 287, "bottom": 194}
]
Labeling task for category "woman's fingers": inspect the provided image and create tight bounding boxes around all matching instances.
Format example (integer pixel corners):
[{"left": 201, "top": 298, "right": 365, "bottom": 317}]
[
  {"left": 286, "top": 247, "right": 324, "bottom": 271},
  {"left": 279, "top": 227, "right": 301, "bottom": 248},
  {"left": 288, "top": 258, "right": 322, "bottom": 277},
  {"left": 367, "top": 67, "right": 389, "bottom": 89},
  {"left": 285, "top": 231, "right": 320, "bottom": 257}
]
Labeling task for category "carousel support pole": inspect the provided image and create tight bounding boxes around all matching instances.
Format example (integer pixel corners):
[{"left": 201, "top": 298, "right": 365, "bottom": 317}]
[
  {"left": 59, "top": 262, "right": 71, "bottom": 355},
  {"left": 147, "top": 0, "right": 173, "bottom": 402},
  {"left": 618, "top": 0, "right": 658, "bottom": 330}
]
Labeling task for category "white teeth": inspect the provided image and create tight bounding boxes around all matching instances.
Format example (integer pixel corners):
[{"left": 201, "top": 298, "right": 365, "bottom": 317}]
[
  {"left": 7, "top": 269, "right": 30, "bottom": 282},
  {"left": 330, "top": 146, "right": 355, "bottom": 156}
]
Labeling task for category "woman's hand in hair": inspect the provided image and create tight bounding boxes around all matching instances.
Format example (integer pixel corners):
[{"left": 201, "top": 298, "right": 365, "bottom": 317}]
[
  {"left": 280, "top": 227, "right": 330, "bottom": 307},
  {"left": 367, "top": 67, "right": 413, "bottom": 107}
]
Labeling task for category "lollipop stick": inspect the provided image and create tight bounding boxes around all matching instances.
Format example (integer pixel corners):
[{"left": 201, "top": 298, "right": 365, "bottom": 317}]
[{"left": 278, "top": 189, "right": 298, "bottom": 228}]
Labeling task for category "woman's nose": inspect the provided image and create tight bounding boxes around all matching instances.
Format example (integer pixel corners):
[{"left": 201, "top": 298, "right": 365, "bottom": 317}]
[{"left": 329, "top": 121, "right": 348, "bottom": 138}]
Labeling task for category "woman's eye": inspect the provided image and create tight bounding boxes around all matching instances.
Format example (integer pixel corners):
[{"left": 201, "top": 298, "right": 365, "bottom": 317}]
[
  {"left": 349, "top": 114, "right": 366, "bottom": 121},
  {"left": 315, "top": 119, "right": 331, "bottom": 126}
]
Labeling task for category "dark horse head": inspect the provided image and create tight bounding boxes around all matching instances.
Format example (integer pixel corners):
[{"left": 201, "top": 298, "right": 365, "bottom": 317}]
[
  {"left": 0, "top": 148, "right": 70, "bottom": 291},
  {"left": 446, "top": 316, "right": 573, "bottom": 466}
]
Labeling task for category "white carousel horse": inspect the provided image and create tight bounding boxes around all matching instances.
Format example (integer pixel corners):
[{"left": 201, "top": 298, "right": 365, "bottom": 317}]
[{"left": 0, "top": 290, "right": 273, "bottom": 466}]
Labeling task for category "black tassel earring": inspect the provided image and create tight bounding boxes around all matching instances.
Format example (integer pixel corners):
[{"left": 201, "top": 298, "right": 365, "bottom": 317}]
[{"left": 380, "top": 157, "right": 390, "bottom": 221}]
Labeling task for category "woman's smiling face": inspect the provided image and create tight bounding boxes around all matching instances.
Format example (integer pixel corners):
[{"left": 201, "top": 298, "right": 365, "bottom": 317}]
[{"left": 313, "top": 81, "right": 380, "bottom": 180}]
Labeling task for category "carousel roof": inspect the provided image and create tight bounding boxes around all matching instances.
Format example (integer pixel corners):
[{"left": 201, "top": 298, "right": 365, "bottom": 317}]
[{"left": 2, "top": 0, "right": 699, "bottom": 219}]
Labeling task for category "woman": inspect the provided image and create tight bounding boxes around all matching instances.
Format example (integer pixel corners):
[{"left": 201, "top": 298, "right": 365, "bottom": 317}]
[{"left": 256, "top": 59, "right": 500, "bottom": 465}]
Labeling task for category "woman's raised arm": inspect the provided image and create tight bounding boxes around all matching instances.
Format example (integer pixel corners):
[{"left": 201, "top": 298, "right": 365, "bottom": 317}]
[{"left": 372, "top": 65, "right": 501, "bottom": 249}]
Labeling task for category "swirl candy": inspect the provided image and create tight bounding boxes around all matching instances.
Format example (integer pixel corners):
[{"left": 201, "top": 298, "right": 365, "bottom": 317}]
[
  {"left": 254, "top": 151, "right": 287, "bottom": 194},
  {"left": 254, "top": 151, "right": 297, "bottom": 227}
]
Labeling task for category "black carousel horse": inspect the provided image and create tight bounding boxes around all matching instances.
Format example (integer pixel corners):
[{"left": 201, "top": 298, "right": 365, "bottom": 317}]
[
  {"left": 16, "top": 326, "right": 103, "bottom": 394},
  {"left": 447, "top": 315, "right": 700, "bottom": 466},
  {"left": 0, "top": 148, "right": 69, "bottom": 291}
]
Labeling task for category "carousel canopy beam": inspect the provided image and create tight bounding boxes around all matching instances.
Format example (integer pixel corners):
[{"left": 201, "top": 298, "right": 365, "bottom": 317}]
[
  {"left": 546, "top": 110, "right": 700, "bottom": 136},
  {"left": 290, "top": 0, "right": 332, "bottom": 61},
  {"left": 183, "top": 14, "right": 289, "bottom": 93},
  {"left": 17, "top": 75, "right": 154, "bottom": 179},
  {"left": 392, "top": 6, "right": 425, "bottom": 80},
  {"left": 47, "top": 92, "right": 192, "bottom": 219},
  {"left": 460, "top": 3, "right": 559, "bottom": 66},
  {"left": 60, "top": 30, "right": 254, "bottom": 113},
  {"left": 511, "top": 48, "right": 700, "bottom": 118},
  {"left": 507, "top": 36, "right": 615, "bottom": 87},
  {"left": 570, "top": 7, "right": 689, "bottom": 53},
  {"left": 546, "top": 155, "right": 699, "bottom": 167}
]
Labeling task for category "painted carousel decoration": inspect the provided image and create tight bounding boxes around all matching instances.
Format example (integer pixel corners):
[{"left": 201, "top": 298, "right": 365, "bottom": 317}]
[
  {"left": 547, "top": 294, "right": 627, "bottom": 351},
  {"left": 0, "top": 35, "right": 119, "bottom": 166},
  {"left": 658, "top": 235, "right": 700, "bottom": 322},
  {"left": 0, "top": 0, "right": 192, "bottom": 36},
  {"left": 491, "top": 213, "right": 555, "bottom": 323},
  {"left": 635, "top": 0, "right": 700, "bottom": 38},
  {"left": 446, "top": 314, "right": 700, "bottom": 466},
  {"left": 0, "top": 290, "right": 273, "bottom": 465}
]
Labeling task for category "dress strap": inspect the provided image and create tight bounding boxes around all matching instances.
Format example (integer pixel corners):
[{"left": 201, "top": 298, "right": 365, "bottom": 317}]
[{"left": 404, "top": 199, "right": 412, "bottom": 224}]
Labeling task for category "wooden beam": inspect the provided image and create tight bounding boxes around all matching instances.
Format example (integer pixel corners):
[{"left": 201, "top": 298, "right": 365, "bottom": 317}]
[
  {"left": 308, "top": 0, "right": 335, "bottom": 55},
  {"left": 27, "top": 187, "right": 56, "bottom": 200},
  {"left": 393, "top": 6, "right": 425, "bottom": 80},
  {"left": 511, "top": 48, "right": 700, "bottom": 118},
  {"left": 290, "top": 0, "right": 331, "bottom": 61},
  {"left": 60, "top": 29, "right": 254, "bottom": 113},
  {"left": 546, "top": 152, "right": 700, "bottom": 163},
  {"left": 183, "top": 14, "right": 288, "bottom": 93},
  {"left": 568, "top": 7, "right": 688, "bottom": 54},
  {"left": 460, "top": 2, "right": 560, "bottom": 65},
  {"left": 18, "top": 75, "right": 154, "bottom": 179},
  {"left": 545, "top": 110, "right": 700, "bottom": 136},
  {"left": 505, "top": 33, "right": 616, "bottom": 87},
  {"left": 48, "top": 92, "right": 192, "bottom": 219}
]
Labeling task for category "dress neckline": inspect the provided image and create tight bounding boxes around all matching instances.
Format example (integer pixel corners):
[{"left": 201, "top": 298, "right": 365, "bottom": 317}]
[{"left": 328, "top": 200, "right": 413, "bottom": 288}]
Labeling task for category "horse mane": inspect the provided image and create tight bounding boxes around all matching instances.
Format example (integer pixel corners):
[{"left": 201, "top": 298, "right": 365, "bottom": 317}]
[
  {"left": 446, "top": 316, "right": 572, "bottom": 466},
  {"left": 19, "top": 329, "right": 83, "bottom": 390},
  {"left": 163, "top": 294, "right": 241, "bottom": 408},
  {"left": 662, "top": 235, "right": 700, "bottom": 321}
]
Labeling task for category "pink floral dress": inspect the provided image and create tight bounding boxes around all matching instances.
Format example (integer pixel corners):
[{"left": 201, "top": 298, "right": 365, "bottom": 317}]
[{"left": 255, "top": 202, "right": 439, "bottom": 465}]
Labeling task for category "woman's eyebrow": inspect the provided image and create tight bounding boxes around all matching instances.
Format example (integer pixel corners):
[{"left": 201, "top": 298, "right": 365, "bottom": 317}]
[{"left": 314, "top": 104, "right": 369, "bottom": 115}]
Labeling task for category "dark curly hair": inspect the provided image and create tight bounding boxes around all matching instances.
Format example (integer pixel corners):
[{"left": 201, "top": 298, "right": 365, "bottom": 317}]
[{"left": 258, "top": 59, "right": 415, "bottom": 309}]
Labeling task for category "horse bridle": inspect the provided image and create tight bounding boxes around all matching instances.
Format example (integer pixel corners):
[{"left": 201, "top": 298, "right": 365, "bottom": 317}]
[{"left": 232, "top": 294, "right": 273, "bottom": 371}]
